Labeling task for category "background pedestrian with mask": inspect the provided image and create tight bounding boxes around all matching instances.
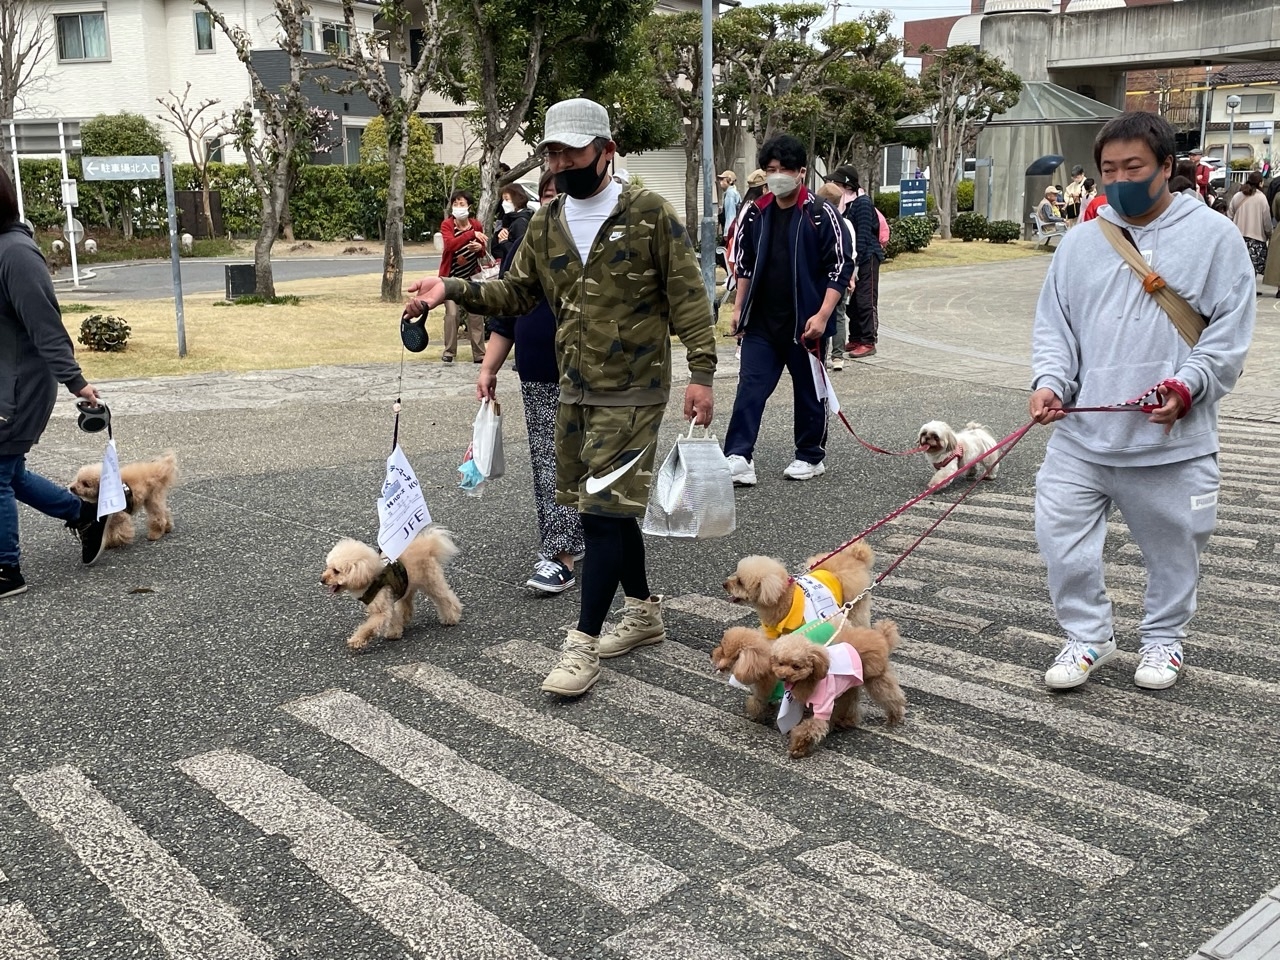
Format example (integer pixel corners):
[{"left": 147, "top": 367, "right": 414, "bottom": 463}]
[
  {"left": 438, "top": 190, "right": 487, "bottom": 364},
  {"left": 823, "top": 164, "right": 883, "bottom": 359}
]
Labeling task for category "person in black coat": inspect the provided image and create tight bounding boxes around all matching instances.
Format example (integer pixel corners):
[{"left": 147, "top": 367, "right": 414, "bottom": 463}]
[{"left": 0, "top": 165, "right": 109, "bottom": 597}]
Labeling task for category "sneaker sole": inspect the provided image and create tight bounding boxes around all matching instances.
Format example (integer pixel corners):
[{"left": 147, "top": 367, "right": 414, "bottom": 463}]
[
  {"left": 84, "top": 539, "right": 108, "bottom": 566},
  {"left": 526, "top": 578, "right": 577, "bottom": 595},
  {"left": 599, "top": 633, "right": 665, "bottom": 659},
  {"left": 541, "top": 673, "right": 600, "bottom": 696},
  {"left": 731, "top": 477, "right": 757, "bottom": 486},
  {"left": 0, "top": 585, "right": 28, "bottom": 598},
  {"left": 784, "top": 467, "right": 825, "bottom": 481},
  {"left": 1134, "top": 669, "right": 1182, "bottom": 691},
  {"left": 1045, "top": 648, "right": 1117, "bottom": 690}
]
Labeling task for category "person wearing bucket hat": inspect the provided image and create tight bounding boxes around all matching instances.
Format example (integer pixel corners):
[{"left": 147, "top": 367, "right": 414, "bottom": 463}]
[
  {"left": 0, "top": 165, "right": 110, "bottom": 597},
  {"left": 717, "top": 170, "right": 740, "bottom": 237},
  {"left": 406, "top": 97, "right": 717, "bottom": 699}
]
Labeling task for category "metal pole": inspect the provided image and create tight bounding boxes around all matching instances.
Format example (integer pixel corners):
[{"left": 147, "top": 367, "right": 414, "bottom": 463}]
[
  {"left": 986, "top": 158, "right": 993, "bottom": 221},
  {"left": 57, "top": 121, "right": 80, "bottom": 289},
  {"left": 8, "top": 123, "right": 23, "bottom": 223},
  {"left": 1198, "top": 66, "right": 1210, "bottom": 151},
  {"left": 1226, "top": 107, "right": 1235, "bottom": 187},
  {"left": 163, "top": 152, "right": 188, "bottom": 358},
  {"left": 699, "top": 0, "right": 716, "bottom": 305}
]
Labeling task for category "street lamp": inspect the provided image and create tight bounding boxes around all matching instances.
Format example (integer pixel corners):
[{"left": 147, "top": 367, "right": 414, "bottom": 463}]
[{"left": 1225, "top": 93, "right": 1242, "bottom": 190}]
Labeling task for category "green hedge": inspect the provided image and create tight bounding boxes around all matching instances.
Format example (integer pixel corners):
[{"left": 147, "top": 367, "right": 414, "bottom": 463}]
[
  {"left": 891, "top": 214, "right": 935, "bottom": 253},
  {"left": 952, "top": 211, "right": 988, "bottom": 241},
  {"left": 957, "top": 179, "right": 975, "bottom": 212},
  {"left": 986, "top": 219, "right": 1020, "bottom": 244},
  {"left": 15, "top": 157, "right": 483, "bottom": 242}
]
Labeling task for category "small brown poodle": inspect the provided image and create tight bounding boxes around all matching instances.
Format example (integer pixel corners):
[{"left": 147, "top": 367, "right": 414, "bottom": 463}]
[
  {"left": 710, "top": 626, "right": 779, "bottom": 721},
  {"left": 723, "top": 542, "right": 874, "bottom": 637},
  {"left": 68, "top": 451, "right": 178, "bottom": 549},
  {"left": 320, "top": 528, "right": 463, "bottom": 652},
  {"left": 770, "top": 619, "right": 907, "bottom": 759}
]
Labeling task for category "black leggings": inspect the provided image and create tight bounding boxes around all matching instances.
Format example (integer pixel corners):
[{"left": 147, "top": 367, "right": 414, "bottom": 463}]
[{"left": 577, "top": 514, "right": 651, "bottom": 636}]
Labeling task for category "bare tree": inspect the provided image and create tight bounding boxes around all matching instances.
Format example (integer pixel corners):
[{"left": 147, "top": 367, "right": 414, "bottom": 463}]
[
  {"left": 196, "top": 0, "right": 311, "bottom": 298},
  {"left": 0, "top": 0, "right": 54, "bottom": 175},
  {"left": 323, "top": 0, "right": 454, "bottom": 302},
  {"left": 157, "top": 83, "right": 227, "bottom": 239}
]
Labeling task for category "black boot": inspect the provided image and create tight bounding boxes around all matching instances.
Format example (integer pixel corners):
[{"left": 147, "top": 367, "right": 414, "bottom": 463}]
[
  {"left": 66, "top": 499, "right": 108, "bottom": 565},
  {"left": 0, "top": 564, "right": 26, "bottom": 598}
]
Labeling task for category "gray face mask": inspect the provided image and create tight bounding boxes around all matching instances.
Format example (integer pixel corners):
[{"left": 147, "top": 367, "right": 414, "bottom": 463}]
[{"left": 766, "top": 172, "right": 800, "bottom": 197}]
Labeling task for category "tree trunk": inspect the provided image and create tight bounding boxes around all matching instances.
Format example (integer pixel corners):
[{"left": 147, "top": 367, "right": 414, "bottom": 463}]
[
  {"left": 477, "top": 146, "right": 504, "bottom": 245},
  {"left": 281, "top": 200, "right": 295, "bottom": 242},
  {"left": 381, "top": 133, "right": 407, "bottom": 302},
  {"left": 199, "top": 169, "right": 215, "bottom": 239},
  {"left": 684, "top": 136, "right": 700, "bottom": 242},
  {"left": 253, "top": 216, "right": 277, "bottom": 299}
]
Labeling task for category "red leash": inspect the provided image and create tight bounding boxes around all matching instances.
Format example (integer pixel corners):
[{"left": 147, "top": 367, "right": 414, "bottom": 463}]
[{"left": 809, "top": 346, "right": 927, "bottom": 457}]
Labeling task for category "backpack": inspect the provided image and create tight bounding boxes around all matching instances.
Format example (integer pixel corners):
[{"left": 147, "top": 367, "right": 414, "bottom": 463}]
[{"left": 876, "top": 208, "right": 890, "bottom": 247}]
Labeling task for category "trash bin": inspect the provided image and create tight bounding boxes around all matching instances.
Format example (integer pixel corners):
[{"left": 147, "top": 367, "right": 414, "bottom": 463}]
[{"left": 225, "top": 263, "right": 256, "bottom": 300}]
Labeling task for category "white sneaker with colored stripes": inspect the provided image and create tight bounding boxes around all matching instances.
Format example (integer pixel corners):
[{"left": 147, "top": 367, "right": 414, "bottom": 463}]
[
  {"left": 1044, "top": 637, "right": 1117, "bottom": 690},
  {"left": 1133, "top": 642, "right": 1184, "bottom": 690}
]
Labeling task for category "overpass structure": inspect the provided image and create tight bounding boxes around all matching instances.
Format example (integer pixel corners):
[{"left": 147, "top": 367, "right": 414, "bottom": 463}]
[{"left": 956, "top": 0, "right": 1280, "bottom": 226}]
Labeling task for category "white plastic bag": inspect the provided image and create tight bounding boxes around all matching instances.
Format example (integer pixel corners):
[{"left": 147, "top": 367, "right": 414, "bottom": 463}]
[
  {"left": 642, "top": 422, "right": 736, "bottom": 539},
  {"left": 471, "top": 399, "right": 505, "bottom": 481}
]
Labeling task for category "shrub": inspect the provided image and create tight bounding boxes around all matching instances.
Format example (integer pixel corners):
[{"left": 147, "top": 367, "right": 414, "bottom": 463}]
[
  {"left": 290, "top": 165, "right": 362, "bottom": 241},
  {"left": 78, "top": 314, "right": 131, "bottom": 352},
  {"left": 952, "top": 212, "right": 988, "bottom": 241},
  {"left": 956, "top": 179, "right": 975, "bottom": 212},
  {"left": 890, "top": 214, "right": 935, "bottom": 253},
  {"left": 986, "top": 219, "right": 1021, "bottom": 244}
]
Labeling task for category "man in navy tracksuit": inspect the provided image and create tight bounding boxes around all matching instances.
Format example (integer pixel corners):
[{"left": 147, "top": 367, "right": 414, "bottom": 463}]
[{"left": 724, "top": 135, "right": 853, "bottom": 485}]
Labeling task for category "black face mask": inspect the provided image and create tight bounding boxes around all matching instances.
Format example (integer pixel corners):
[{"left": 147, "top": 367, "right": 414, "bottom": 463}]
[{"left": 554, "top": 148, "right": 607, "bottom": 200}]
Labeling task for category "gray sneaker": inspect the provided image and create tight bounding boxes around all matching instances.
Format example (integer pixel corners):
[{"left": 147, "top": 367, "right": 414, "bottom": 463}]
[{"left": 541, "top": 630, "right": 600, "bottom": 696}]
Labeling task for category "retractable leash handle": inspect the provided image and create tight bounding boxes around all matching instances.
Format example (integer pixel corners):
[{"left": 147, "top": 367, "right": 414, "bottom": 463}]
[
  {"left": 400, "top": 302, "right": 431, "bottom": 353},
  {"left": 76, "top": 400, "right": 112, "bottom": 438}
]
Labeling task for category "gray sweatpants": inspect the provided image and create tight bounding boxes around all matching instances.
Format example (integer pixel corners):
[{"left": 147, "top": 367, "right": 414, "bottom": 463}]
[{"left": 1034, "top": 446, "right": 1219, "bottom": 651}]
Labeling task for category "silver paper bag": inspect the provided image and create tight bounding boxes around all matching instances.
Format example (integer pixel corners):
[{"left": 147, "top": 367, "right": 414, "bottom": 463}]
[{"left": 642, "top": 424, "right": 736, "bottom": 539}]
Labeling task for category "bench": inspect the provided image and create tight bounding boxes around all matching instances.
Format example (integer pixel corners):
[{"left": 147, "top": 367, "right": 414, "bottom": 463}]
[{"left": 1030, "top": 210, "right": 1067, "bottom": 247}]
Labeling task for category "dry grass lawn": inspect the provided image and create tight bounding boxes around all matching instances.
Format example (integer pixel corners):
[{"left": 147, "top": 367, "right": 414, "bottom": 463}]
[
  {"left": 69, "top": 273, "right": 445, "bottom": 380},
  {"left": 71, "top": 237, "right": 1049, "bottom": 379}
]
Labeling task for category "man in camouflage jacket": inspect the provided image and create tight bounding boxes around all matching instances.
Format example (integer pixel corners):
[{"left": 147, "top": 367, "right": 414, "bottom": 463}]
[{"left": 407, "top": 98, "right": 717, "bottom": 698}]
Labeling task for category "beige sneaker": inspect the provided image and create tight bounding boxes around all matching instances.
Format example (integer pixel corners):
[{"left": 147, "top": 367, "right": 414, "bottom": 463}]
[
  {"left": 598, "top": 595, "right": 666, "bottom": 659},
  {"left": 541, "top": 630, "right": 600, "bottom": 696}
]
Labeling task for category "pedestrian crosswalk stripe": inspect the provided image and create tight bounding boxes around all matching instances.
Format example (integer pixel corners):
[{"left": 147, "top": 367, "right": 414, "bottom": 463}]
[
  {"left": 177, "top": 749, "right": 551, "bottom": 959},
  {"left": 603, "top": 916, "right": 750, "bottom": 960},
  {"left": 12, "top": 765, "right": 272, "bottom": 960},
  {"left": 283, "top": 689, "right": 684, "bottom": 913},
  {"left": 796, "top": 841, "right": 1039, "bottom": 957},
  {"left": 723, "top": 864, "right": 955, "bottom": 959},
  {"left": 0, "top": 902, "right": 58, "bottom": 960},
  {"left": 390, "top": 661, "right": 800, "bottom": 849},
  {"left": 489, "top": 641, "right": 1135, "bottom": 887},
  {"left": 1117, "top": 541, "right": 1280, "bottom": 581},
  {"left": 871, "top": 595, "right": 992, "bottom": 634},
  {"left": 637, "top": 631, "right": 1208, "bottom": 835},
  {"left": 894, "top": 510, "right": 1258, "bottom": 551},
  {"left": 892, "top": 662, "right": 1266, "bottom": 787},
  {"left": 663, "top": 594, "right": 752, "bottom": 623}
]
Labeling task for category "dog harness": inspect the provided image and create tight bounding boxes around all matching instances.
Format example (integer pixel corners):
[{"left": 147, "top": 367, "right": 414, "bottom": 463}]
[
  {"left": 932, "top": 444, "right": 963, "bottom": 471},
  {"left": 762, "top": 571, "right": 843, "bottom": 639},
  {"left": 777, "top": 639, "right": 865, "bottom": 734},
  {"left": 359, "top": 559, "right": 409, "bottom": 606}
]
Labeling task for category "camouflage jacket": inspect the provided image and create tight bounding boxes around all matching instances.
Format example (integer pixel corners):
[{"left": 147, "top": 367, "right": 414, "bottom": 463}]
[{"left": 443, "top": 184, "right": 716, "bottom": 406}]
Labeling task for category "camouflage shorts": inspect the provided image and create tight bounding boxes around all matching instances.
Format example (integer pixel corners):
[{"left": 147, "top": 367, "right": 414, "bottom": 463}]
[{"left": 556, "top": 403, "right": 665, "bottom": 518}]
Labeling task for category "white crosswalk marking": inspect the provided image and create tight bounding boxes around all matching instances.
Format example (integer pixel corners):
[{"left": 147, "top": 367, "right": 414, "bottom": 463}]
[
  {"left": 637, "top": 635, "right": 1209, "bottom": 834},
  {"left": 723, "top": 864, "right": 955, "bottom": 959},
  {"left": 663, "top": 594, "right": 752, "bottom": 622},
  {"left": 0, "top": 902, "right": 58, "bottom": 960},
  {"left": 390, "top": 662, "right": 799, "bottom": 849},
  {"left": 796, "top": 841, "right": 1038, "bottom": 957},
  {"left": 283, "top": 688, "right": 684, "bottom": 912},
  {"left": 489, "top": 640, "right": 1135, "bottom": 887},
  {"left": 11, "top": 765, "right": 272, "bottom": 960},
  {"left": 603, "top": 917, "right": 750, "bottom": 960},
  {"left": 177, "top": 749, "right": 551, "bottom": 960}
]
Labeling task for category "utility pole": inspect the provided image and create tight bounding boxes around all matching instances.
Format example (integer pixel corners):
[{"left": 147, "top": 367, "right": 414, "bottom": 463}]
[{"left": 699, "top": 0, "right": 716, "bottom": 304}]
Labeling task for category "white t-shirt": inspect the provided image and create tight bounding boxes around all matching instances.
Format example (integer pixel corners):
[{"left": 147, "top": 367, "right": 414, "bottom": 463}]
[{"left": 563, "top": 179, "right": 623, "bottom": 262}]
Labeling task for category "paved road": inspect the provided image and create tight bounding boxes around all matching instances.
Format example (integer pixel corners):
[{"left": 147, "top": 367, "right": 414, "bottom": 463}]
[
  {"left": 2, "top": 258, "right": 1278, "bottom": 959},
  {"left": 66, "top": 254, "right": 442, "bottom": 299}
]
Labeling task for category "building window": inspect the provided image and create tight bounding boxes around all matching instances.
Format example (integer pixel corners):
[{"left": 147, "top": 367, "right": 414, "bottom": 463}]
[
  {"left": 1237, "top": 93, "right": 1275, "bottom": 115},
  {"left": 321, "top": 21, "right": 351, "bottom": 54},
  {"left": 429, "top": 122, "right": 444, "bottom": 145},
  {"left": 56, "top": 12, "right": 109, "bottom": 61},
  {"left": 344, "top": 126, "right": 364, "bottom": 165},
  {"left": 194, "top": 11, "right": 214, "bottom": 52},
  {"left": 301, "top": 19, "right": 316, "bottom": 51},
  {"left": 205, "top": 138, "right": 223, "bottom": 163}
]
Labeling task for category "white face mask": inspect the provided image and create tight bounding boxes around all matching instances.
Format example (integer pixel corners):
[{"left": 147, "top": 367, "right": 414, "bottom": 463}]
[
  {"left": 501, "top": 200, "right": 516, "bottom": 214},
  {"left": 452, "top": 206, "right": 469, "bottom": 220},
  {"left": 765, "top": 172, "right": 800, "bottom": 197}
]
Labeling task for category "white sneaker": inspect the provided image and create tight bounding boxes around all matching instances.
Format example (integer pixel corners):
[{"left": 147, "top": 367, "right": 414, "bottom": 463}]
[
  {"left": 1044, "top": 637, "right": 1117, "bottom": 690},
  {"left": 1134, "top": 642, "right": 1184, "bottom": 690},
  {"left": 726, "top": 454, "right": 757, "bottom": 486},
  {"left": 831, "top": 356, "right": 844, "bottom": 371},
  {"left": 783, "top": 459, "right": 825, "bottom": 481}
]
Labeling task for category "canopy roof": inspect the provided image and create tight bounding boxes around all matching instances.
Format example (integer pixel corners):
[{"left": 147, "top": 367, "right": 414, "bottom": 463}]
[{"left": 897, "top": 80, "right": 1123, "bottom": 130}]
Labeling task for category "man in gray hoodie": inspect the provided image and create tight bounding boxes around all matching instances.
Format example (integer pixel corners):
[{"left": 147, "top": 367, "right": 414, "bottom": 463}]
[
  {"left": 0, "top": 165, "right": 109, "bottom": 598},
  {"left": 1029, "top": 111, "right": 1255, "bottom": 691}
]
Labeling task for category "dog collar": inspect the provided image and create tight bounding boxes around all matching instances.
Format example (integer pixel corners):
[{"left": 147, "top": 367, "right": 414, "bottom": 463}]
[{"left": 359, "top": 559, "right": 408, "bottom": 606}]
